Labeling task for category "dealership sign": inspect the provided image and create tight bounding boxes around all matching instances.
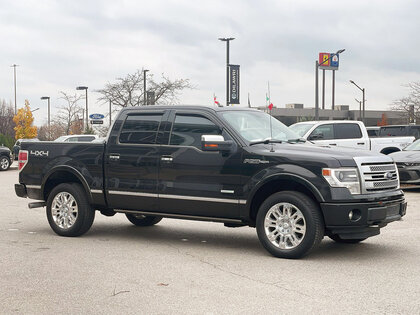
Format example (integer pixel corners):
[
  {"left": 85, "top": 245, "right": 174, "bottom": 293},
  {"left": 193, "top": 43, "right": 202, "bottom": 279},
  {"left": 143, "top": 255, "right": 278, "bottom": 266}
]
[
  {"left": 229, "top": 64, "right": 240, "bottom": 104},
  {"left": 89, "top": 113, "right": 105, "bottom": 120},
  {"left": 318, "top": 53, "right": 339, "bottom": 70}
]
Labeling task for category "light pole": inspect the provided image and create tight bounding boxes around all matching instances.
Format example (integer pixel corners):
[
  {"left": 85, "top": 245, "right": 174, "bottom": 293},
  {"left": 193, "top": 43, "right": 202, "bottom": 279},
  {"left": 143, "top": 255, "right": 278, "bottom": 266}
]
[
  {"left": 315, "top": 49, "right": 345, "bottom": 120},
  {"left": 143, "top": 69, "right": 149, "bottom": 105},
  {"left": 31, "top": 108, "right": 40, "bottom": 113},
  {"left": 350, "top": 80, "right": 365, "bottom": 123},
  {"left": 41, "top": 96, "right": 51, "bottom": 138},
  {"left": 76, "top": 86, "right": 88, "bottom": 131},
  {"left": 218, "top": 37, "right": 235, "bottom": 106},
  {"left": 355, "top": 98, "right": 362, "bottom": 121},
  {"left": 109, "top": 99, "right": 112, "bottom": 127},
  {"left": 11, "top": 64, "right": 19, "bottom": 114}
]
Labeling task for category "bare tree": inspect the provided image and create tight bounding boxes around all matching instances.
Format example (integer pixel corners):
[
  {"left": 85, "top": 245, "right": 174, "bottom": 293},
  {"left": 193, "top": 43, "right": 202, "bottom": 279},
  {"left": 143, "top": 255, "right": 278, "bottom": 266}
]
[
  {"left": 391, "top": 82, "right": 420, "bottom": 123},
  {"left": 96, "top": 69, "right": 192, "bottom": 107},
  {"left": 0, "top": 99, "right": 15, "bottom": 137},
  {"left": 53, "top": 92, "right": 84, "bottom": 135}
]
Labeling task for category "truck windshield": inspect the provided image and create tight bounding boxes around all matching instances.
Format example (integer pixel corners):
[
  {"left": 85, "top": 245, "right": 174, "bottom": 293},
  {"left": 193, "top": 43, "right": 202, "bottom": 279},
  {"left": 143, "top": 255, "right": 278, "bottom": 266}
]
[
  {"left": 289, "top": 123, "right": 316, "bottom": 137},
  {"left": 220, "top": 110, "right": 299, "bottom": 143}
]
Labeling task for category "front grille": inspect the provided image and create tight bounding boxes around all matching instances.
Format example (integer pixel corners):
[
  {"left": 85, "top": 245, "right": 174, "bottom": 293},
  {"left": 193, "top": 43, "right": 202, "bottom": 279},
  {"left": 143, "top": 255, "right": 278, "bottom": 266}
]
[{"left": 360, "top": 162, "right": 399, "bottom": 192}]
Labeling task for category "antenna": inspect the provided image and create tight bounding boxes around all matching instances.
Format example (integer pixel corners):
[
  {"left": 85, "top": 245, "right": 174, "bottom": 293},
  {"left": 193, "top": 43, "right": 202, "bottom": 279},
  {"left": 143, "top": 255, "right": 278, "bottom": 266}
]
[{"left": 268, "top": 81, "right": 274, "bottom": 152}]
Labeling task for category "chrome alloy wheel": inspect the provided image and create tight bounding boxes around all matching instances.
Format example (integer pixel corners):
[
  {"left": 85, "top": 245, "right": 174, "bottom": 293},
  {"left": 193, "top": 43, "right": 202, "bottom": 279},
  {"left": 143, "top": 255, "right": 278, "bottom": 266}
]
[
  {"left": 264, "top": 202, "right": 306, "bottom": 249},
  {"left": 51, "top": 192, "right": 78, "bottom": 229},
  {"left": 0, "top": 157, "right": 9, "bottom": 170}
]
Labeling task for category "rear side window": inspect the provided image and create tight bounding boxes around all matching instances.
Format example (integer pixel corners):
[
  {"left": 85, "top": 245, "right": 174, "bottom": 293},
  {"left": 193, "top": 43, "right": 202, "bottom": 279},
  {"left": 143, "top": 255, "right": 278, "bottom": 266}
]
[
  {"left": 169, "top": 114, "right": 221, "bottom": 148},
  {"left": 334, "top": 123, "right": 362, "bottom": 139},
  {"left": 119, "top": 114, "right": 163, "bottom": 144},
  {"left": 77, "top": 136, "right": 95, "bottom": 142}
]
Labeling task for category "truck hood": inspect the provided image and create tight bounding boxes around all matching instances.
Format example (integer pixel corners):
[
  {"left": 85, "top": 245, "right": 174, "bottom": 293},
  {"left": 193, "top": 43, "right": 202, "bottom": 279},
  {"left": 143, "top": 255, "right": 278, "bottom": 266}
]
[
  {"left": 247, "top": 142, "right": 390, "bottom": 167},
  {"left": 389, "top": 150, "right": 420, "bottom": 162}
]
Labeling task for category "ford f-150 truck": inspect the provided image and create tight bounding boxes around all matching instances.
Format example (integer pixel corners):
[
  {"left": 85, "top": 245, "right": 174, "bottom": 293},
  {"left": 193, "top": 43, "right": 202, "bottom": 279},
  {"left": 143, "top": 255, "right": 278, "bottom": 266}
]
[
  {"left": 15, "top": 106, "right": 407, "bottom": 259},
  {"left": 290, "top": 120, "right": 414, "bottom": 154}
]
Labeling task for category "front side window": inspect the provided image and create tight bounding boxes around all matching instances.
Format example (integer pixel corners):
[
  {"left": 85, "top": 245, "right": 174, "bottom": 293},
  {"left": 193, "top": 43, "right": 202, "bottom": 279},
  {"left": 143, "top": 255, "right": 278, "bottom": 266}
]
[
  {"left": 309, "top": 124, "right": 334, "bottom": 140},
  {"left": 119, "top": 114, "right": 163, "bottom": 144},
  {"left": 334, "top": 123, "right": 362, "bottom": 139},
  {"left": 169, "top": 114, "right": 221, "bottom": 148}
]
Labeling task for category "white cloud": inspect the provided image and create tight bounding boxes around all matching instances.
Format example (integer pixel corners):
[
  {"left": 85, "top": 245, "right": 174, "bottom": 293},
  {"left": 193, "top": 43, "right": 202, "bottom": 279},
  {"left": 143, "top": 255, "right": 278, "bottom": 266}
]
[{"left": 0, "top": 0, "right": 419, "bottom": 125}]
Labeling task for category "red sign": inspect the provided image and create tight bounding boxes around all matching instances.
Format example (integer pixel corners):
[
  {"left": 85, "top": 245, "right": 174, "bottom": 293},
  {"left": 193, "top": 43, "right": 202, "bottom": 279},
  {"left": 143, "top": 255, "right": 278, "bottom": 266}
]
[{"left": 319, "top": 53, "right": 330, "bottom": 67}]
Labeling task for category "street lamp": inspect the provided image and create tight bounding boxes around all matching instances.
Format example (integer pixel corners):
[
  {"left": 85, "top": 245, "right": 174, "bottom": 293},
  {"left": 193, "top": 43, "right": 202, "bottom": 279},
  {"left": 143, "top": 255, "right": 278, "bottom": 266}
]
[
  {"left": 143, "top": 69, "right": 149, "bottom": 105},
  {"left": 76, "top": 86, "right": 88, "bottom": 131},
  {"left": 315, "top": 49, "right": 345, "bottom": 120},
  {"left": 40, "top": 96, "right": 51, "bottom": 134},
  {"left": 218, "top": 37, "right": 235, "bottom": 106},
  {"left": 10, "top": 64, "right": 19, "bottom": 115},
  {"left": 350, "top": 80, "right": 365, "bottom": 123}
]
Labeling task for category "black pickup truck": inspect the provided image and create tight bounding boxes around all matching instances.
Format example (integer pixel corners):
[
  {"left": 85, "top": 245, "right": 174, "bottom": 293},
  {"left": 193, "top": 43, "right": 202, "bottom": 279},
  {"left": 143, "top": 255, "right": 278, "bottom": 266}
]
[{"left": 15, "top": 106, "right": 407, "bottom": 258}]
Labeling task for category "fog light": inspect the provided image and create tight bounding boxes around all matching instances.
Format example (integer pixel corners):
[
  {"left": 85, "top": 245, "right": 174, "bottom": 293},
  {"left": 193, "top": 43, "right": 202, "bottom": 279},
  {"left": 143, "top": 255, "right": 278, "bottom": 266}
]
[{"left": 349, "top": 209, "right": 361, "bottom": 222}]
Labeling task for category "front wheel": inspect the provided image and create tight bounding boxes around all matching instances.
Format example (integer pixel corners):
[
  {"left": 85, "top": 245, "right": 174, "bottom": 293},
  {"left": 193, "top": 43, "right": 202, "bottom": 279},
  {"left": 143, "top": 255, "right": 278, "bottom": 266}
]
[
  {"left": 0, "top": 156, "right": 10, "bottom": 171},
  {"left": 46, "top": 183, "right": 95, "bottom": 236},
  {"left": 256, "top": 191, "right": 324, "bottom": 259},
  {"left": 125, "top": 213, "right": 162, "bottom": 226}
]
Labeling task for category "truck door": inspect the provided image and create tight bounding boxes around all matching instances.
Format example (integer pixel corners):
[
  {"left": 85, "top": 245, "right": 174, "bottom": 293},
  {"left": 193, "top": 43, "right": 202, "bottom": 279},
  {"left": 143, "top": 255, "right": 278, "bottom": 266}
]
[
  {"left": 157, "top": 110, "right": 242, "bottom": 219},
  {"left": 105, "top": 110, "right": 168, "bottom": 211},
  {"left": 333, "top": 123, "right": 368, "bottom": 150}
]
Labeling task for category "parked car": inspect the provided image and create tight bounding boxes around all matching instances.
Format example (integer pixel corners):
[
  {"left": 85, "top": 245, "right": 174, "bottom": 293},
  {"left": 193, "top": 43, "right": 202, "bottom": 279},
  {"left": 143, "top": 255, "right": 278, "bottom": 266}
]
[
  {"left": 0, "top": 145, "right": 12, "bottom": 171},
  {"left": 15, "top": 106, "right": 406, "bottom": 259},
  {"left": 13, "top": 138, "right": 40, "bottom": 160},
  {"left": 54, "top": 135, "right": 99, "bottom": 142},
  {"left": 290, "top": 120, "right": 414, "bottom": 154},
  {"left": 390, "top": 139, "right": 420, "bottom": 184},
  {"left": 379, "top": 125, "right": 420, "bottom": 139},
  {"left": 366, "top": 126, "right": 380, "bottom": 137}
]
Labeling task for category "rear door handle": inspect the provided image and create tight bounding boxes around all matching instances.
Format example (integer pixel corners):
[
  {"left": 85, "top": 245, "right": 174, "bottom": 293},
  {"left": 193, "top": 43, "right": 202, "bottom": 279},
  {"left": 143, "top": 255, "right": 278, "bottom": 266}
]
[
  {"left": 109, "top": 154, "right": 120, "bottom": 161},
  {"left": 357, "top": 142, "right": 365, "bottom": 145},
  {"left": 161, "top": 155, "right": 173, "bottom": 162},
  {"left": 329, "top": 143, "right": 337, "bottom": 146}
]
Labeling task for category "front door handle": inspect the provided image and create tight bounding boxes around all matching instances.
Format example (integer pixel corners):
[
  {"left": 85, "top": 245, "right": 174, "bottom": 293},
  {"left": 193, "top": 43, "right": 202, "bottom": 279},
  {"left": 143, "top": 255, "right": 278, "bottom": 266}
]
[
  {"left": 357, "top": 142, "right": 365, "bottom": 145},
  {"left": 329, "top": 143, "right": 337, "bottom": 146},
  {"left": 161, "top": 155, "right": 173, "bottom": 162}
]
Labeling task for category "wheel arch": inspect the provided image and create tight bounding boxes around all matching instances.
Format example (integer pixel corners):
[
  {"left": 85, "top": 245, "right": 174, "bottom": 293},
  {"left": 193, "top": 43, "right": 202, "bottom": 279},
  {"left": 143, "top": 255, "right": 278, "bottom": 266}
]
[
  {"left": 247, "top": 174, "right": 324, "bottom": 224},
  {"left": 380, "top": 147, "right": 400, "bottom": 155},
  {"left": 42, "top": 166, "right": 92, "bottom": 202}
]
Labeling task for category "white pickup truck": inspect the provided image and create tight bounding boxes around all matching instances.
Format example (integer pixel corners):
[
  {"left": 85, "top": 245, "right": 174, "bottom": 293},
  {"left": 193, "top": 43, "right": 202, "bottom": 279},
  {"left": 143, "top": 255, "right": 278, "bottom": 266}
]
[{"left": 289, "top": 120, "right": 414, "bottom": 154}]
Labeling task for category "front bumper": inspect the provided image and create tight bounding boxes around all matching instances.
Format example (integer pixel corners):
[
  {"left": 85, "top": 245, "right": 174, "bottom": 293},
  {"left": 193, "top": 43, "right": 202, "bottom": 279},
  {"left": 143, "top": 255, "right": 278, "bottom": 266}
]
[{"left": 321, "top": 197, "right": 407, "bottom": 239}]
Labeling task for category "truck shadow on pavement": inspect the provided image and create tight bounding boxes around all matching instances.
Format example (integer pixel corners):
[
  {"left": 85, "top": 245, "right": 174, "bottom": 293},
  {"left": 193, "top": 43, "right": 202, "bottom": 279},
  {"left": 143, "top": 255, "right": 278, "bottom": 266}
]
[{"left": 65, "top": 220, "right": 407, "bottom": 261}]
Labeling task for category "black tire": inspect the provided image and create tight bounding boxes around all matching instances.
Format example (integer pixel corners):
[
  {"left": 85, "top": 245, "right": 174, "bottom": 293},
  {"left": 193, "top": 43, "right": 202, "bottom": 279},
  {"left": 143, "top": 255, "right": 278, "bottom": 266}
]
[
  {"left": 329, "top": 234, "right": 366, "bottom": 244},
  {"left": 46, "top": 183, "right": 95, "bottom": 237},
  {"left": 256, "top": 191, "right": 324, "bottom": 259},
  {"left": 125, "top": 213, "right": 162, "bottom": 226},
  {"left": 0, "top": 156, "right": 11, "bottom": 171}
]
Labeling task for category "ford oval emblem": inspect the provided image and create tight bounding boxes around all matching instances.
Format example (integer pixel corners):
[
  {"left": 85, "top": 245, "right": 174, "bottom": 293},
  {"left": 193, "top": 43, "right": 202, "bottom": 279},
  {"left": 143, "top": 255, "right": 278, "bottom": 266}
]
[
  {"left": 89, "top": 113, "right": 105, "bottom": 120},
  {"left": 386, "top": 172, "right": 393, "bottom": 179}
]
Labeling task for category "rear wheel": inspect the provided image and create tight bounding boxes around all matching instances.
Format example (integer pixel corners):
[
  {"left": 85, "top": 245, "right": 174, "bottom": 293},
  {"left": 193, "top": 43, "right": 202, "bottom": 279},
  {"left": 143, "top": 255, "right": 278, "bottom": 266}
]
[
  {"left": 329, "top": 234, "right": 366, "bottom": 244},
  {"left": 125, "top": 213, "right": 162, "bottom": 226},
  {"left": 256, "top": 191, "right": 324, "bottom": 259},
  {"left": 0, "top": 156, "right": 10, "bottom": 171},
  {"left": 46, "top": 183, "right": 95, "bottom": 236}
]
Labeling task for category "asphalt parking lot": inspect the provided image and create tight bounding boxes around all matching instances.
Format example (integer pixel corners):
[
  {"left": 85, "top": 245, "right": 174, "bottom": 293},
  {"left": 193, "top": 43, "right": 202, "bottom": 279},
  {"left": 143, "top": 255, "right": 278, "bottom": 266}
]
[{"left": 1, "top": 165, "right": 419, "bottom": 314}]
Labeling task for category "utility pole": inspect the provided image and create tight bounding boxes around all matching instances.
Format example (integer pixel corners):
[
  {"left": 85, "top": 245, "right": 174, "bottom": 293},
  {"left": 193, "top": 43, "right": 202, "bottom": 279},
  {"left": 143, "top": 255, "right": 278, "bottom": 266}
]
[
  {"left": 143, "top": 69, "right": 149, "bottom": 105},
  {"left": 218, "top": 37, "right": 235, "bottom": 106},
  {"left": 332, "top": 70, "right": 335, "bottom": 110},
  {"left": 322, "top": 69, "right": 325, "bottom": 110},
  {"left": 11, "top": 64, "right": 19, "bottom": 114},
  {"left": 76, "top": 86, "right": 88, "bottom": 131},
  {"left": 41, "top": 96, "right": 51, "bottom": 139},
  {"left": 315, "top": 60, "right": 319, "bottom": 120}
]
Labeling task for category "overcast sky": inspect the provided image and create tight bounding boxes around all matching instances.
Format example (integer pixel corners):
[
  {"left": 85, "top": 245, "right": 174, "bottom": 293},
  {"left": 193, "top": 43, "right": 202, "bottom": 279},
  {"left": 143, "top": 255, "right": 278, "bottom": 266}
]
[{"left": 0, "top": 0, "right": 419, "bottom": 126}]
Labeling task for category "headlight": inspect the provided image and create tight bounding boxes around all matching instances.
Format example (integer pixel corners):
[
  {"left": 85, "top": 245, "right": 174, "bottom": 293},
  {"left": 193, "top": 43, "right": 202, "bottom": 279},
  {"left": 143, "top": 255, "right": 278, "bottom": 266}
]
[
  {"left": 404, "top": 162, "right": 420, "bottom": 167},
  {"left": 322, "top": 168, "right": 361, "bottom": 194}
]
